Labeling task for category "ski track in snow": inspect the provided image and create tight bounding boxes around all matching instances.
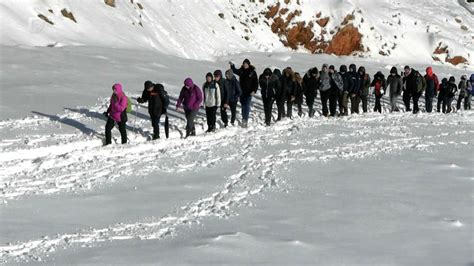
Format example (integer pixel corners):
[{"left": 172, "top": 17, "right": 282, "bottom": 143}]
[{"left": 0, "top": 96, "right": 473, "bottom": 263}]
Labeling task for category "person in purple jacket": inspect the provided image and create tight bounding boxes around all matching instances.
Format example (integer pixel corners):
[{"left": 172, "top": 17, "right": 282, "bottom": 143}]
[
  {"left": 176, "top": 78, "right": 203, "bottom": 138},
  {"left": 103, "top": 83, "right": 128, "bottom": 145}
]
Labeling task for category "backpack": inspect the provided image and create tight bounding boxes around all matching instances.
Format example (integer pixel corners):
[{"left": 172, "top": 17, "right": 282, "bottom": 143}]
[
  {"left": 156, "top": 84, "right": 169, "bottom": 113},
  {"left": 416, "top": 72, "right": 426, "bottom": 93},
  {"left": 126, "top": 96, "right": 132, "bottom": 113},
  {"left": 332, "top": 73, "right": 344, "bottom": 92}
]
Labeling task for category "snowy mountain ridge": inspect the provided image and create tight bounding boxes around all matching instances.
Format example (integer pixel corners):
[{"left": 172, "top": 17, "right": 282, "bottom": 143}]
[{"left": 1, "top": 0, "right": 473, "bottom": 66}]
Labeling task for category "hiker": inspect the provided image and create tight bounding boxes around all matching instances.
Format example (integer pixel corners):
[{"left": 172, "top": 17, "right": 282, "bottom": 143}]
[
  {"left": 282, "top": 67, "right": 297, "bottom": 119},
  {"left": 224, "top": 69, "right": 241, "bottom": 126},
  {"left": 338, "top": 65, "right": 352, "bottom": 116},
  {"left": 203, "top": 72, "right": 221, "bottom": 132},
  {"left": 259, "top": 68, "right": 279, "bottom": 126},
  {"left": 230, "top": 59, "right": 258, "bottom": 128},
  {"left": 176, "top": 78, "right": 203, "bottom": 138},
  {"left": 386, "top": 67, "right": 402, "bottom": 112},
  {"left": 294, "top": 72, "right": 305, "bottom": 117},
  {"left": 302, "top": 67, "right": 320, "bottom": 117},
  {"left": 444, "top": 76, "right": 458, "bottom": 113},
  {"left": 424, "top": 67, "right": 439, "bottom": 113},
  {"left": 137, "top": 81, "right": 164, "bottom": 140},
  {"left": 371, "top": 71, "right": 387, "bottom": 113},
  {"left": 437, "top": 78, "right": 448, "bottom": 113},
  {"left": 349, "top": 63, "right": 361, "bottom": 114},
  {"left": 456, "top": 75, "right": 470, "bottom": 110},
  {"left": 319, "top": 64, "right": 332, "bottom": 117},
  {"left": 273, "top": 68, "right": 286, "bottom": 120},
  {"left": 104, "top": 83, "right": 128, "bottom": 145},
  {"left": 358, "top": 66, "right": 371, "bottom": 113},
  {"left": 403, "top": 66, "right": 425, "bottom": 114},
  {"left": 214, "top": 70, "right": 230, "bottom": 127},
  {"left": 328, "top": 65, "right": 343, "bottom": 117}
]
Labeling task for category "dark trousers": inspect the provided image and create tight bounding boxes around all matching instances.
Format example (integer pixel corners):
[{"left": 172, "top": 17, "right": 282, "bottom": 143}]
[
  {"left": 412, "top": 93, "right": 420, "bottom": 113},
  {"left": 286, "top": 100, "right": 294, "bottom": 118},
  {"left": 457, "top": 95, "right": 471, "bottom": 110},
  {"left": 205, "top": 106, "right": 217, "bottom": 131},
  {"left": 403, "top": 92, "right": 411, "bottom": 112},
  {"left": 105, "top": 118, "right": 127, "bottom": 145},
  {"left": 425, "top": 94, "right": 434, "bottom": 113},
  {"left": 338, "top": 92, "right": 349, "bottom": 115},
  {"left": 444, "top": 96, "right": 454, "bottom": 113},
  {"left": 350, "top": 94, "right": 360, "bottom": 114},
  {"left": 374, "top": 95, "right": 382, "bottom": 113},
  {"left": 263, "top": 98, "right": 274, "bottom": 125},
  {"left": 185, "top": 109, "right": 197, "bottom": 136},
  {"left": 220, "top": 105, "right": 228, "bottom": 127},
  {"left": 306, "top": 95, "right": 316, "bottom": 117},
  {"left": 276, "top": 97, "right": 286, "bottom": 120},
  {"left": 150, "top": 114, "right": 161, "bottom": 139},
  {"left": 321, "top": 90, "right": 337, "bottom": 117},
  {"left": 229, "top": 101, "right": 238, "bottom": 124},
  {"left": 360, "top": 95, "right": 368, "bottom": 113},
  {"left": 437, "top": 94, "right": 444, "bottom": 112},
  {"left": 240, "top": 95, "right": 252, "bottom": 122}
]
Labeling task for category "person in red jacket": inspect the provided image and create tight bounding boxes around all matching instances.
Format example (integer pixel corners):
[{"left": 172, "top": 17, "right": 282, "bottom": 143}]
[{"left": 424, "top": 67, "right": 439, "bottom": 113}]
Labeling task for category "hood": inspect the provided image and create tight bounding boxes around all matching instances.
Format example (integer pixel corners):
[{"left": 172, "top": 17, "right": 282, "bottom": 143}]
[
  {"left": 113, "top": 83, "right": 123, "bottom": 96},
  {"left": 358, "top": 66, "right": 366, "bottom": 75},
  {"left": 144, "top": 80, "right": 154, "bottom": 90},
  {"left": 390, "top": 67, "right": 398, "bottom": 75},
  {"left": 349, "top": 64, "right": 357, "bottom": 72},
  {"left": 273, "top": 68, "right": 282, "bottom": 78},
  {"left": 225, "top": 69, "right": 234, "bottom": 80},
  {"left": 449, "top": 76, "right": 455, "bottom": 83},
  {"left": 426, "top": 67, "right": 433, "bottom": 77},
  {"left": 470, "top": 74, "right": 474, "bottom": 82},
  {"left": 184, "top": 78, "right": 194, "bottom": 88},
  {"left": 340, "top": 65, "right": 347, "bottom": 73},
  {"left": 441, "top": 78, "right": 448, "bottom": 85},
  {"left": 263, "top": 68, "right": 272, "bottom": 77}
]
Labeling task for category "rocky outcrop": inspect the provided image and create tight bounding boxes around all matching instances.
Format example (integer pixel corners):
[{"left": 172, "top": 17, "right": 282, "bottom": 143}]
[
  {"left": 61, "top": 9, "right": 77, "bottom": 23},
  {"left": 325, "top": 24, "right": 362, "bottom": 56}
]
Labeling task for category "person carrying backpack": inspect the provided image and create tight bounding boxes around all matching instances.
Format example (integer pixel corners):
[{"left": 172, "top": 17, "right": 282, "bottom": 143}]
[
  {"left": 259, "top": 68, "right": 279, "bottom": 126},
  {"left": 224, "top": 69, "right": 241, "bottom": 126},
  {"left": 444, "top": 76, "right": 458, "bottom": 113},
  {"left": 302, "top": 67, "right": 320, "bottom": 117},
  {"left": 456, "top": 75, "right": 470, "bottom": 111},
  {"left": 386, "top": 67, "right": 402, "bottom": 112},
  {"left": 176, "top": 78, "right": 203, "bottom": 138},
  {"left": 230, "top": 59, "right": 258, "bottom": 128},
  {"left": 203, "top": 72, "right": 221, "bottom": 133},
  {"left": 371, "top": 71, "right": 387, "bottom": 113},
  {"left": 338, "top": 65, "right": 353, "bottom": 116},
  {"left": 358, "top": 66, "right": 371, "bottom": 113},
  {"left": 437, "top": 78, "right": 449, "bottom": 113},
  {"left": 282, "top": 67, "right": 297, "bottom": 119},
  {"left": 349, "top": 63, "right": 361, "bottom": 114},
  {"left": 403, "top": 66, "right": 420, "bottom": 113},
  {"left": 424, "top": 67, "right": 439, "bottom": 113},
  {"left": 213, "top": 70, "right": 230, "bottom": 128},
  {"left": 294, "top": 72, "right": 305, "bottom": 117},
  {"left": 104, "top": 83, "right": 128, "bottom": 145},
  {"left": 137, "top": 81, "right": 164, "bottom": 140},
  {"left": 273, "top": 68, "right": 286, "bottom": 121}
]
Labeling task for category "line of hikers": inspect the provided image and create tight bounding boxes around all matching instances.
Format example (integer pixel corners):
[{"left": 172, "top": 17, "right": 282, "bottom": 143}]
[{"left": 102, "top": 59, "right": 473, "bottom": 145}]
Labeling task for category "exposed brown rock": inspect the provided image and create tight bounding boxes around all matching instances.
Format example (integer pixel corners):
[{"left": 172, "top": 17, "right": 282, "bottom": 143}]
[
  {"left": 284, "top": 0, "right": 290, "bottom": 4},
  {"left": 432, "top": 56, "right": 441, "bottom": 62},
  {"left": 280, "top": 8, "right": 289, "bottom": 15},
  {"left": 341, "top": 13, "right": 355, "bottom": 25},
  {"left": 271, "top": 17, "right": 285, "bottom": 33},
  {"left": 38, "top": 14, "right": 54, "bottom": 25},
  {"left": 137, "top": 3, "right": 143, "bottom": 9},
  {"left": 316, "top": 12, "right": 322, "bottom": 18},
  {"left": 61, "top": 9, "right": 77, "bottom": 23},
  {"left": 265, "top": 3, "right": 280, "bottom": 19},
  {"left": 325, "top": 24, "right": 363, "bottom": 56},
  {"left": 286, "top": 22, "right": 314, "bottom": 49},
  {"left": 48, "top": 9, "right": 54, "bottom": 14},
  {"left": 317, "top": 17, "right": 329, "bottom": 27},
  {"left": 446, "top": 56, "right": 468, "bottom": 65},
  {"left": 433, "top": 42, "right": 448, "bottom": 54},
  {"left": 218, "top": 13, "right": 225, "bottom": 19},
  {"left": 104, "top": 0, "right": 115, "bottom": 7}
]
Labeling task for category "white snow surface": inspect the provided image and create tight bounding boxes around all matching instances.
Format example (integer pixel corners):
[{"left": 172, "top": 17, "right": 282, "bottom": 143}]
[
  {"left": 0, "top": 44, "right": 473, "bottom": 264},
  {"left": 1, "top": 0, "right": 473, "bottom": 64}
]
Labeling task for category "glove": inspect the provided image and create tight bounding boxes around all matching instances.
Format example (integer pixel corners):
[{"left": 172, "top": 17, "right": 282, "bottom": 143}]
[{"left": 137, "top": 97, "right": 143, "bottom": 103}]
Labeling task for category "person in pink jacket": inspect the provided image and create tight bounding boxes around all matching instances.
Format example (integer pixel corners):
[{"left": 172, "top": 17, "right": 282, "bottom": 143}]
[{"left": 104, "top": 83, "right": 128, "bottom": 145}]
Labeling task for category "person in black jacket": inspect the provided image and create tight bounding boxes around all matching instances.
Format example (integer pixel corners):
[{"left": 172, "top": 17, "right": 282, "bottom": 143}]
[
  {"left": 371, "top": 71, "right": 387, "bottom": 113},
  {"left": 444, "top": 76, "right": 458, "bottom": 113},
  {"left": 295, "top": 72, "right": 305, "bottom": 117},
  {"left": 259, "top": 68, "right": 279, "bottom": 126},
  {"left": 403, "top": 66, "right": 418, "bottom": 113},
  {"left": 230, "top": 59, "right": 258, "bottom": 128},
  {"left": 349, "top": 63, "right": 361, "bottom": 114},
  {"left": 437, "top": 78, "right": 448, "bottom": 113},
  {"left": 338, "top": 65, "right": 353, "bottom": 116},
  {"left": 273, "top": 68, "right": 286, "bottom": 121},
  {"left": 214, "top": 70, "right": 230, "bottom": 127},
  {"left": 302, "top": 67, "right": 320, "bottom": 118},
  {"left": 282, "top": 67, "right": 297, "bottom": 119},
  {"left": 224, "top": 69, "right": 241, "bottom": 126},
  {"left": 137, "top": 80, "right": 163, "bottom": 140},
  {"left": 358, "top": 66, "right": 371, "bottom": 113}
]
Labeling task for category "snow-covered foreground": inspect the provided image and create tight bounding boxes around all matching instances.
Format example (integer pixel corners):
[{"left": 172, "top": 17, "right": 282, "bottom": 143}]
[{"left": 0, "top": 46, "right": 473, "bottom": 264}]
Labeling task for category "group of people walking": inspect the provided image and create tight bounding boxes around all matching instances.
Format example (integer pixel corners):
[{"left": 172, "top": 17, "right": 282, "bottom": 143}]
[{"left": 102, "top": 59, "right": 473, "bottom": 145}]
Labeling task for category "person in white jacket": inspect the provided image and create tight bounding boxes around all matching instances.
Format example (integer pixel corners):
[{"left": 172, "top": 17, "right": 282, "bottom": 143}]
[{"left": 203, "top": 72, "right": 221, "bottom": 132}]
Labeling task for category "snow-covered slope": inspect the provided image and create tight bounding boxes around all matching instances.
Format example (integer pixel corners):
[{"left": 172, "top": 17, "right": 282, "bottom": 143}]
[{"left": 1, "top": 0, "right": 473, "bottom": 65}]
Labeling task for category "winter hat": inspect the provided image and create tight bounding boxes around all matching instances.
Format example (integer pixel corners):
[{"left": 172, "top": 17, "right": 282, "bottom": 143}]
[
  {"left": 243, "top": 58, "right": 251, "bottom": 65},
  {"left": 426, "top": 67, "right": 433, "bottom": 77},
  {"left": 184, "top": 78, "right": 194, "bottom": 88},
  {"left": 390, "top": 67, "right": 398, "bottom": 74},
  {"left": 263, "top": 68, "right": 272, "bottom": 76},
  {"left": 213, "top": 70, "right": 222, "bottom": 78},
  {"left": 441, "top": 78, "right": 448, "bottom": 84},
  {"left": 349, "top": 64, "right": 357, "bottom": 72},
  {"left": 144, "top": 80, "right": 154, "bottom": 90},
  {"left": 206, "top": 72, "right": 213, "bottom": 79},
  {"left": 340, "top": 65, "right": 348, "bottom": 73},
  {"left": 404, "top": 65, "right": 411, "bottom": 70},
  {"left": 329, "top": 65, "right": 335, "bottom": 70},
  {"left": 461, "top": 75, "right": 467, "bottom": 80},
  {"left": 310, "top": 67, "right": 319, "bottom": 75},
  {"left": 273, "top": 68, "right": 282, "bottom": 78},
  {"left": 449, "top": 76, "right": 455, "bottom": 83}
]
